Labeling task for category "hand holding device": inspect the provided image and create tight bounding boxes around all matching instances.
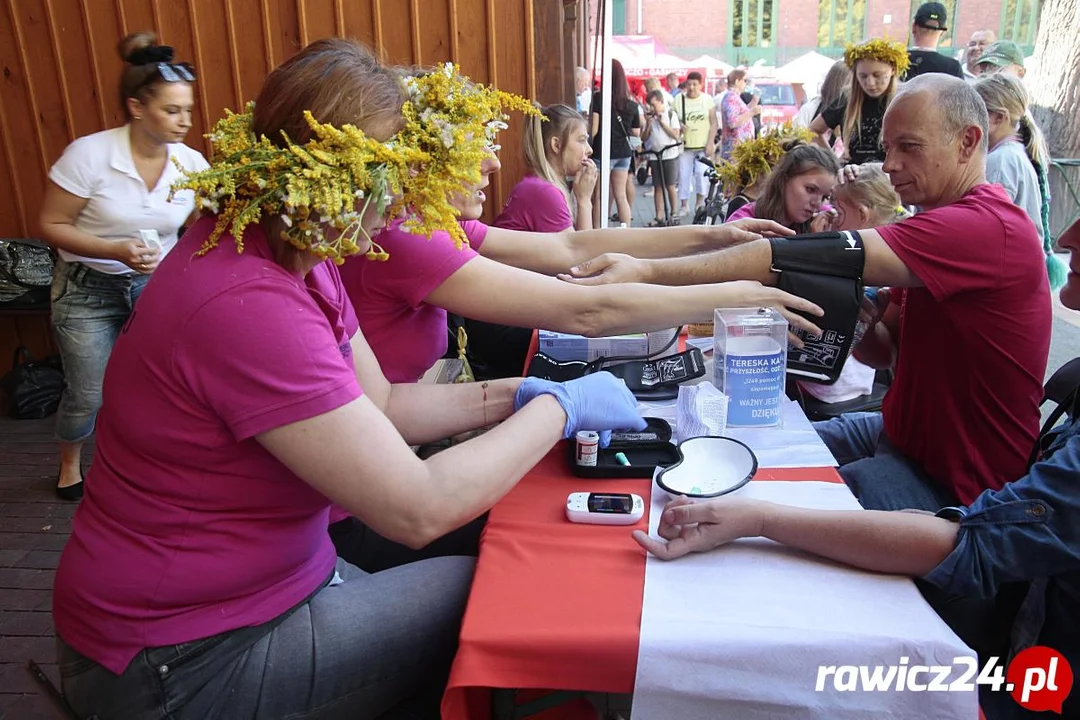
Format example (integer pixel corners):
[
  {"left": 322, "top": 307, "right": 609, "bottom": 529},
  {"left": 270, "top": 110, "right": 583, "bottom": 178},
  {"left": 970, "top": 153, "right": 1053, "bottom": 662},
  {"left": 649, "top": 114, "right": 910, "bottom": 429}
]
[
  {"left": 514, "top": 372, "right": 647, "bottom": 447},
  {"left": 115, "top": 233, "right": 162, "bottom": 274},
  {"left": 566, "top": 492, "right": 645, "bottom": 525}
]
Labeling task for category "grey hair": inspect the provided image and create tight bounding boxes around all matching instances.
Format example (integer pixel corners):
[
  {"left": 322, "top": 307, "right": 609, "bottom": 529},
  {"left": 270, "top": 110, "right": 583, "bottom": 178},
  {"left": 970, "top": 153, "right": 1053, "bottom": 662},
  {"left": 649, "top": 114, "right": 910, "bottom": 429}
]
[
  {"left": 575, "top": 66, "right": 589, "bottom": 81},
  {"left": 893, "top": 74, "right": 989, "bottom": 152}
]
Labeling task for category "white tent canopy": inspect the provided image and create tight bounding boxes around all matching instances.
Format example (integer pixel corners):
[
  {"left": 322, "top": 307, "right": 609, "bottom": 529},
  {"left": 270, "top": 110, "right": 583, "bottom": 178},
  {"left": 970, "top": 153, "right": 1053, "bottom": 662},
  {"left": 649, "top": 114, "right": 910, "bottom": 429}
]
[
  {"left": 685, "top": 54, "right": 734, "bottom": 76},
  {"left": 775, "top": 51, "right": 839, "bottom": 86}
]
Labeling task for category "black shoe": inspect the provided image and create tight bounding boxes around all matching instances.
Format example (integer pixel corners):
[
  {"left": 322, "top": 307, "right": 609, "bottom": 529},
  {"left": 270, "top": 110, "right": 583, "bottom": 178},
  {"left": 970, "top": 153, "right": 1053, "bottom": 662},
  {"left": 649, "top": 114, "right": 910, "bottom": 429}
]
[{"left": 56, "top": 477, "right": 84, "bottom": 501}]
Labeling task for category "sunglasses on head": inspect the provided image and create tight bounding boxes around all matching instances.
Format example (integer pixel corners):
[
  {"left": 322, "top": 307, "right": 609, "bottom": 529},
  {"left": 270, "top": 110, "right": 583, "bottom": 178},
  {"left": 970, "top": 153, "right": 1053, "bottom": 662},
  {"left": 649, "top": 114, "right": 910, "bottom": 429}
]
[{"left": 156, "top": 62, "right": 196, "bottom": 82}]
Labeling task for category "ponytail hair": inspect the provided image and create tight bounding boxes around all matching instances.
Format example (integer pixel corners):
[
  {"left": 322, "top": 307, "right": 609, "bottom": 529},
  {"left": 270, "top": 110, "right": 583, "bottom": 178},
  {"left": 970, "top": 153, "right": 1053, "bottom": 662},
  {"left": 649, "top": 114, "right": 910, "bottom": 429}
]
[
  {"left": 975, "top": 73, "right": 1066, "bottom": 289},
  {"left": 523, "top": 103, "right": 587, "bottom": 206},
  {"left": 832, "top": 163, "right": 910, "bottom": 226}
]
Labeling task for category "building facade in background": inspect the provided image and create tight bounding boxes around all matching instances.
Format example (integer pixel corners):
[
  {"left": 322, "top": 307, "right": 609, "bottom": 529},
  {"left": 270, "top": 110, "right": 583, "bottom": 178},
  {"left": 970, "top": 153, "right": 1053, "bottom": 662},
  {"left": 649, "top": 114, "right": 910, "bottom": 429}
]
[{"left": 610, "top": 0, "right": 1041, "bottom": 66}]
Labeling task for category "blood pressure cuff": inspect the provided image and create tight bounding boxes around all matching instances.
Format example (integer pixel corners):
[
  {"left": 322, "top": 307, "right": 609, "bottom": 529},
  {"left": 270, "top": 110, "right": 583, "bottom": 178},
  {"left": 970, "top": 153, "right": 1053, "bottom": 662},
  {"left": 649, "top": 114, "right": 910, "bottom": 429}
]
[{"left": 769, "top": 231, "right": 866, "bottom": 385}]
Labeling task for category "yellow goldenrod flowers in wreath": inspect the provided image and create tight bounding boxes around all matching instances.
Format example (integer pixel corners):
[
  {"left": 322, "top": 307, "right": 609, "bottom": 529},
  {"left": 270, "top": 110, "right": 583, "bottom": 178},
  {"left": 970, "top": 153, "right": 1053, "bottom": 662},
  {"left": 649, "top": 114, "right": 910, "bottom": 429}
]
[
  {"left": 716, "top": 123, "right": 815, "bottom": 197},
  {"left": 398, "top": 63, "right": 539, "bottom": 248},
  {"left": 170, "top": 63, "right": 539, "bottom": 264},
  {"left": 843, "top": 38, "right": 911, "bottom": 76}
]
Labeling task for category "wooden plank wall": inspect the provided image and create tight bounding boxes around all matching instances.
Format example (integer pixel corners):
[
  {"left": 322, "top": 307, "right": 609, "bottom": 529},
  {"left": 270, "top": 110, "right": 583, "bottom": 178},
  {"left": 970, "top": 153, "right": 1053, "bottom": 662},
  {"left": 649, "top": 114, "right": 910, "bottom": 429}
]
[
  {"left": 0, "top": 0, "right": 542, "bottom": 239},
  {"left": 0, "top": 0, "right": 566, "bottom": 375}
]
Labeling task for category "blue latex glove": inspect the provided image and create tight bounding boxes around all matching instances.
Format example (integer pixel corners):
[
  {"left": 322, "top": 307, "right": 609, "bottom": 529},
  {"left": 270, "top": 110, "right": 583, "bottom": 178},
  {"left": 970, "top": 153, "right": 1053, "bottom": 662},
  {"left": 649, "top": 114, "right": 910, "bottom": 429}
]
[{"left": 514, "top": 372, "right": 647, "bottom": 447}]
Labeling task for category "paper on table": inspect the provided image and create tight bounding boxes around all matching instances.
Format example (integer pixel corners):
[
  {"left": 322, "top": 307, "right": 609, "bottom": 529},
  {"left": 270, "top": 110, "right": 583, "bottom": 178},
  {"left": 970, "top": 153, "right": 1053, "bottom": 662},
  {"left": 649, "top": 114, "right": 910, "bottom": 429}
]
[
  {"left": 636, "top": 398, "right": 837, "bottom": 469},
  {"left": 676, "top": 382, "right": 729, "bottom": 441},
  {"left": 633, "top": 480, "right": 977, "bottom": 720},
  {"left": 724, "top": 400, "right": 837, "bottom": 468}
]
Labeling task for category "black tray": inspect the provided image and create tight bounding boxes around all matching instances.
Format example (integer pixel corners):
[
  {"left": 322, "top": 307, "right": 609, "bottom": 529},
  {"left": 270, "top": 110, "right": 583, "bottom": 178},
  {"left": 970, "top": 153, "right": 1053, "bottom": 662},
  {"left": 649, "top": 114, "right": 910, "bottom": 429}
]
[{"left": 567, "top": 418, "right": 681, "bottom": 478}]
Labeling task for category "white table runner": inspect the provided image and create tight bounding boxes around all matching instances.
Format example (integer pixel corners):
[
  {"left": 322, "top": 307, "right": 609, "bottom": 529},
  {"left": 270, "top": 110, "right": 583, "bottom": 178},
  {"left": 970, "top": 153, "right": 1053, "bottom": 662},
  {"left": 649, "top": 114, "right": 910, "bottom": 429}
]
[
  {"left": 636, "top": 398, "right": 838, "bottom": 469},
  {"left": 632, "top": 480, "right": 978, "bottom": 720}
]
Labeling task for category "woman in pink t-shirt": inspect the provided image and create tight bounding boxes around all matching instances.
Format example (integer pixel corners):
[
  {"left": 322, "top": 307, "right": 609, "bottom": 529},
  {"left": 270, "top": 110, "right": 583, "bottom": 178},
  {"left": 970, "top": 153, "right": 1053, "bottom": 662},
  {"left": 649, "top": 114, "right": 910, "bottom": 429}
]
[
  {"left": 495, "top": 103, "right": 597, "bottom": 232},
  {"left": 342, "top": 149, "right": 826, "bottom": 386},
  {"left": 466, "top": 105, "right": 595, "bottom": 381},
  {"left": 724, "top": 141, "right": 841, "bottom": 233},
  {"left": 51, "top": 39, "right": 646, "bottom": 720}
]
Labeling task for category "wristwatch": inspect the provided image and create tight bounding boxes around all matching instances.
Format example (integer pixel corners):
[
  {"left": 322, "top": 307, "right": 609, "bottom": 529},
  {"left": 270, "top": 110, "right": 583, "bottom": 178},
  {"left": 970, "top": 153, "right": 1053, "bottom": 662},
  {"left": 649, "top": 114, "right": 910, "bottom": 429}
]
[{"left": 934, "top": 506, "right": 968, "bottom": 522}]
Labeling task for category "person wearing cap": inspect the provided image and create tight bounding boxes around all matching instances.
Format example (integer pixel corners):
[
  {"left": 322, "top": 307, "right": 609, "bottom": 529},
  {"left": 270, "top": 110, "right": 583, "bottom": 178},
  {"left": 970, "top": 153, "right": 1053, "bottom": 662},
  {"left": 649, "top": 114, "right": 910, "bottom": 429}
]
[
  {"left": 976, "top": 40, "right": 1027, "bottom": 79},
  {"left": 905, "top": 2, "right": 964, "bottom": 80},
  {"left": 963, "top": 29, "right": 997, "bottom": 80}
]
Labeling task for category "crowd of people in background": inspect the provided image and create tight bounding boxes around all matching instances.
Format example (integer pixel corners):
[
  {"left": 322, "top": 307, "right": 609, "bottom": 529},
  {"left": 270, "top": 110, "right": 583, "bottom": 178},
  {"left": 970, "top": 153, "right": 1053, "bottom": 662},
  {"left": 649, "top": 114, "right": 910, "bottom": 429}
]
[{"left": 575, "top": 1, "right": 1040, "bottom": 230}]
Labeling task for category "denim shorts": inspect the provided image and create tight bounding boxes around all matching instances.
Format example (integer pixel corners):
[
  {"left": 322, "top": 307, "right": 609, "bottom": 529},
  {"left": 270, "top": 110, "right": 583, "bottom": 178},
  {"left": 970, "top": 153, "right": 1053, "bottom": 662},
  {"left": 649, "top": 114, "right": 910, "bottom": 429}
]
[
  {"left": 51, "top": 261, "right": 148, "bottom": 443},
  {"left": 609, "top": 156, "right": 632, "bottom": 171}
]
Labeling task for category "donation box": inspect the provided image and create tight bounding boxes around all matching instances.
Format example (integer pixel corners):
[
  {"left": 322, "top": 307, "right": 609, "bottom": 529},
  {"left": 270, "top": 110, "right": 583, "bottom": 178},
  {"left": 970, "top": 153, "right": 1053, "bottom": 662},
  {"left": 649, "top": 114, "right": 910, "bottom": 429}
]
[{"left": 713, "top": 308, "right": 787, "bottom": 427}]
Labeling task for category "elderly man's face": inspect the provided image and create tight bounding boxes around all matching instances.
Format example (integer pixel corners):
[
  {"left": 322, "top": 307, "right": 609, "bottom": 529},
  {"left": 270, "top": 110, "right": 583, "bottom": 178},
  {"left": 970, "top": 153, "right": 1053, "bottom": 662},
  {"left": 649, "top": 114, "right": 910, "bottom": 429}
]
[
  {"left": 575, "top": 71, "right": 590, "bottom": 93},
  {"left": 881, "top": 92, "right": 966, "bottom": 209},
  {"left": 966, "top": 31, "right": 995, "bottom": 68}
]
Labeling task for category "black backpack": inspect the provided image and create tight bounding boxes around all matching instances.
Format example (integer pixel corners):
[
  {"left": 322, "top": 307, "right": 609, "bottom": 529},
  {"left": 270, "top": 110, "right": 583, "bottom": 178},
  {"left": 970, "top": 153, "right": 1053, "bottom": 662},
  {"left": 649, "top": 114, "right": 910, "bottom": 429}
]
[
  {"left": 1030, "top": 357, "right": 1080, "bottom": 466},
  {"left": 0, "top": 347, "right": 65, "bottom": 419}
]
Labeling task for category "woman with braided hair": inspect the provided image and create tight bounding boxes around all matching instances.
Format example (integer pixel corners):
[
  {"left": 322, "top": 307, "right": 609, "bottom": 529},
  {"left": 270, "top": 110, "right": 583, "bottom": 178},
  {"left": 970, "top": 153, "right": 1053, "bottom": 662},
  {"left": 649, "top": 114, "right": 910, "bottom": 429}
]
[{"left": 975, "top": 72, "right": 1067, "bottom": 289}]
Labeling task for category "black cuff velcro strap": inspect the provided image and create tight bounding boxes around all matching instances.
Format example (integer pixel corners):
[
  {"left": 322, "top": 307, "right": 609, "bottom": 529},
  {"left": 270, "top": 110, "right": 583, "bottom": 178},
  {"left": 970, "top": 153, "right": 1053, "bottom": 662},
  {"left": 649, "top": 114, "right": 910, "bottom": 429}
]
[{"left": 769, "top": 230, "right": 866, "bottom": 280}]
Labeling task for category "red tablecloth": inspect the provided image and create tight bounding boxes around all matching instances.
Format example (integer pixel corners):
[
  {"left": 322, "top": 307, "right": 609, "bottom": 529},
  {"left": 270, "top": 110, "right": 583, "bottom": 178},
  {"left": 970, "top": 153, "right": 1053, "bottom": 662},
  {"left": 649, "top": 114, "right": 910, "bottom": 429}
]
[{"left": 441, "top": 444, "right": 843, "bottom": 720}]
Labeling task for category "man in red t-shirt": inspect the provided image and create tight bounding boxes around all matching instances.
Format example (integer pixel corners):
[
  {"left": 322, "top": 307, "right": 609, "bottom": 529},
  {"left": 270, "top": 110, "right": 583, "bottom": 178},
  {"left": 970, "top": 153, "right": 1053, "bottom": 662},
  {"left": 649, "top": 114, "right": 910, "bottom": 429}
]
[{"left": 562, "top": 74, "right": 1052, "bottom": 511}]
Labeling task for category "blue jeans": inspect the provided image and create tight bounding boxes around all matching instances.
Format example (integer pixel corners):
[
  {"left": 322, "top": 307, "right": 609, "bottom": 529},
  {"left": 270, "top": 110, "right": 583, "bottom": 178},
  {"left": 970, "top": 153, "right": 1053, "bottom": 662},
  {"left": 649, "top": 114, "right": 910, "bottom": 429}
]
[
  {"left": 813, "top": 412, "right": 958, "bottom": 511},
  {"left": 57, "top": 555, "right": 475, "bottom": 719},
  {"left": 51, "top": 261, "right": 149, "bottom": 443},
  {"left": 816, "top": 413, "right": 1003, "bottom": 660}
]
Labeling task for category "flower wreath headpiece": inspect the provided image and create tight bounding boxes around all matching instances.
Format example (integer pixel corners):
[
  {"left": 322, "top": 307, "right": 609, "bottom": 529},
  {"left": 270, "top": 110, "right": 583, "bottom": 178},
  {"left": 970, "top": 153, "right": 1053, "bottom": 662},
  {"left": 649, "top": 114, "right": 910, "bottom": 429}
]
[
  {"left": 716, "top": 123, "right": 815, "bottom": 196},
  {"left": 170, "top": 63, "right": 537, "bottom": 263},
  {"left": 843, "top": 38, "right": 911, "bottom": 76},
  {"left": 395, "top": 63, "right": 539, "bottom": 247}
]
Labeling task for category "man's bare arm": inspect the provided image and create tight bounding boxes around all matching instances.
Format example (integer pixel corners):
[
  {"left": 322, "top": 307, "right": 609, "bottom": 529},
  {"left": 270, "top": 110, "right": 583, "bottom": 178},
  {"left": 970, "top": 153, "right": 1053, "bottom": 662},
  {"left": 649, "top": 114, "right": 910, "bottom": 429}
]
[{"left": 570, "top": 228, "right": 926, "bottom": 289}]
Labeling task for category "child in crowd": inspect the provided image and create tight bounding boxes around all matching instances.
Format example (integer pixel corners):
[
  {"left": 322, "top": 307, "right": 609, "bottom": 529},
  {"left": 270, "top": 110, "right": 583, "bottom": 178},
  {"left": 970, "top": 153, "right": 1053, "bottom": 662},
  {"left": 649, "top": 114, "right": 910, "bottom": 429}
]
[
  {"left": 641, "top": 89, "right": 682, "bottom": 226},
  {"left": 974, "top": 72, "right": 1066, "bottom": 289},
  {"left": 800, "top": 164, "right": 911, "bottom": 405},
  {"left": 495, "top": 103, "right": 597, "bottom": 232},
  {"left": 725, "top": 140, "right": 840, "bottom": 233},
  {"left": 809, "top": 38, "right": 909, "bottom": 163}
]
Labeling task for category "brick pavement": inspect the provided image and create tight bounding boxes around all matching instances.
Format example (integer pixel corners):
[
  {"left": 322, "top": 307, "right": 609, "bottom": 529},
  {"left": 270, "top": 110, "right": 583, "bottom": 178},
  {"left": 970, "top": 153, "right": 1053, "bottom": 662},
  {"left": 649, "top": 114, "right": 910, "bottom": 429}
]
[{"left": 0, "top": 416, "right": 86, "bottom": 720}]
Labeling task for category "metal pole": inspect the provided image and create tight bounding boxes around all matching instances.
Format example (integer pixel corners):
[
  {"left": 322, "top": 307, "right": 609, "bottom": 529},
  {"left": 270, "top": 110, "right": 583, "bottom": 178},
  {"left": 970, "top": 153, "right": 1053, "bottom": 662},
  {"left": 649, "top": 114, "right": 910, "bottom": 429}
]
[{"left": 600, "top": 0, "right": 613, "bottom": 228}]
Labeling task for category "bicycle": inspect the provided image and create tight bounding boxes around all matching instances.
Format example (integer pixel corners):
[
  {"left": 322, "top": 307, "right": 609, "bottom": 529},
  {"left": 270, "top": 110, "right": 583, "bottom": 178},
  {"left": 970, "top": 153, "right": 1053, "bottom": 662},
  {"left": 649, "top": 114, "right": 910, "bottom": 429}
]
[{"left": 692, "top": 156, "right": 726, "bottom": 226}]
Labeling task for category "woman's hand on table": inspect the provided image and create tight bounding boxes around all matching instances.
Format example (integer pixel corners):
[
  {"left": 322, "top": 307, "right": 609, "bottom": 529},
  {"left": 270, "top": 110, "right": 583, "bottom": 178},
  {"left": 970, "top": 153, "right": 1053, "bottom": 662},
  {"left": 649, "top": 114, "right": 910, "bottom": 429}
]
[
  {"left": 514, "top": 372, "right": 646, "bottom": 447},
  {"left": 632, "top": 496, "right": 766, "bottom": 560}
]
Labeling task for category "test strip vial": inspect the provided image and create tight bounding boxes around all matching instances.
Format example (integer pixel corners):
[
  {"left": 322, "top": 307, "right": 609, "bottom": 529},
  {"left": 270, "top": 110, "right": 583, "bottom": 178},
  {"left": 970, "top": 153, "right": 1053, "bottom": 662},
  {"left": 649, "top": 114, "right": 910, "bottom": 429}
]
[{"left": 575, "top": 430, "right": 599, "bottom": 467}]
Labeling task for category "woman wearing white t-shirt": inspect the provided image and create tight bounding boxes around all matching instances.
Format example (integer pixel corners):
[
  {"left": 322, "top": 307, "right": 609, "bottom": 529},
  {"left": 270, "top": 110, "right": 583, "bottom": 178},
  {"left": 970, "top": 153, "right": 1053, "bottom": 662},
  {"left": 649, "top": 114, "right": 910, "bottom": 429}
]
[{"left": 38, "top": 32, "right": 208, "bottom": 500}]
